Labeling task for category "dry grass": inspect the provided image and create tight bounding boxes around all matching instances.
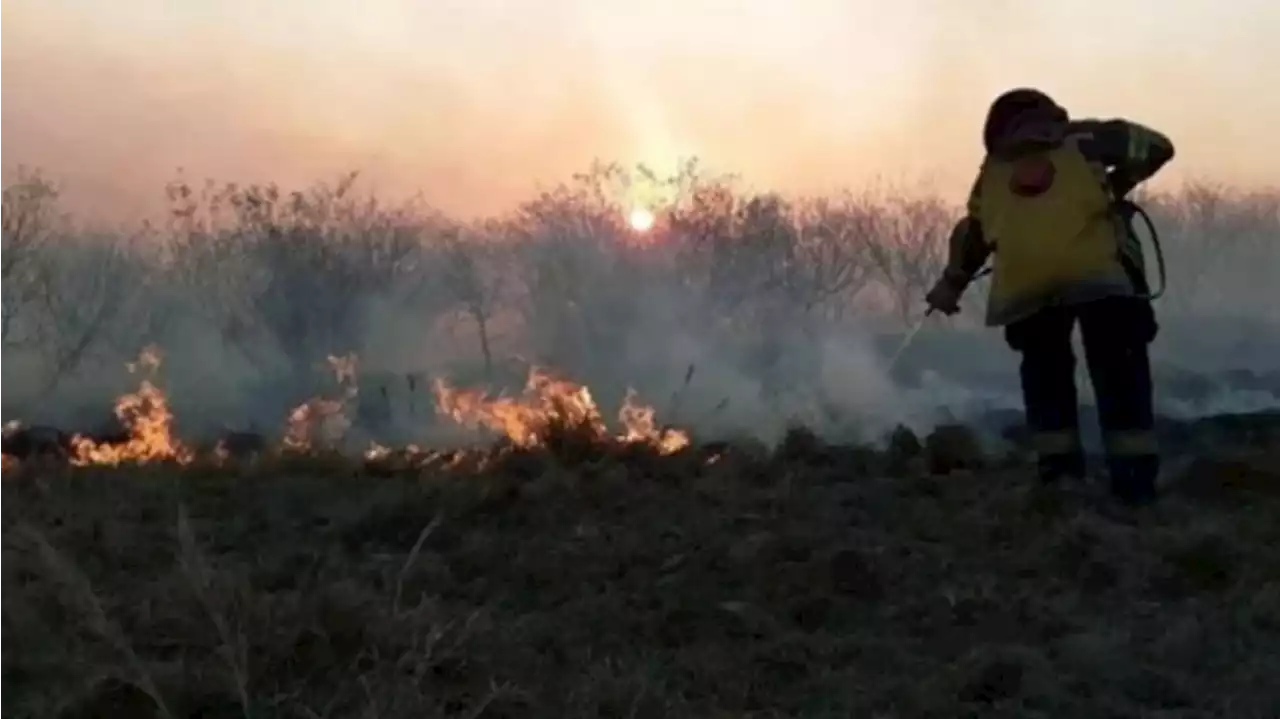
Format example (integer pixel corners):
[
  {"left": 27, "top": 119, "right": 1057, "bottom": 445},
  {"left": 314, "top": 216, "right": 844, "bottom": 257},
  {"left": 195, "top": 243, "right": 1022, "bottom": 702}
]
[{"left": 4, "top": 420, "right": 1280, "bottom": 719}]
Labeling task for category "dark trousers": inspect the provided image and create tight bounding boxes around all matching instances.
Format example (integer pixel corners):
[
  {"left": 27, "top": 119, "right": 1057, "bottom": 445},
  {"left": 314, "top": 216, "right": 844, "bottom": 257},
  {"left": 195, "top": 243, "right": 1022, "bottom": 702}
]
[{"left": 1004, "top": 296, "right": 1159, "bottom": 503}]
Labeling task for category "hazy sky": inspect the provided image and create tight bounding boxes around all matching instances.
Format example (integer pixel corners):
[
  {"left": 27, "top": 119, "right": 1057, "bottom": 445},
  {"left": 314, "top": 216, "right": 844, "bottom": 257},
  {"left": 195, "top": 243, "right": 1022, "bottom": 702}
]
[{"left": 4, "top": 0, "right": 1279, "bottom": 221}]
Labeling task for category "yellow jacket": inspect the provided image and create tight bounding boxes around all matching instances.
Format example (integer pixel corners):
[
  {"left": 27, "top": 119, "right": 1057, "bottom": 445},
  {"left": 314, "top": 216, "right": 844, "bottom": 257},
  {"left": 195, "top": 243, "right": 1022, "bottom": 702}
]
[{"left": 941, "top": 119, "right": 1175, "bottom": 326}]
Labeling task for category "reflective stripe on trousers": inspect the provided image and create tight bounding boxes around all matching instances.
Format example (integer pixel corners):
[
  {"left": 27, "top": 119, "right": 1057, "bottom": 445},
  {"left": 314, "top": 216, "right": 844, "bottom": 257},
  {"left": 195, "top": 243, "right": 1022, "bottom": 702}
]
[
  {"left": 1031, "top": 429, "right": 1083, "bottom": 456},
  {"left": 1104, "top": 428, "right": 1158, "bottom": 457}
]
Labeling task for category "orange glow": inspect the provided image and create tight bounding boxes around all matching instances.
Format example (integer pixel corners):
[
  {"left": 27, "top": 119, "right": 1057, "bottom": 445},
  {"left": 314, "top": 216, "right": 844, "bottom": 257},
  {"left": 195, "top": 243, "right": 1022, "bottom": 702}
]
[{"left": 627, "top": 206, "right": 656, "bottom": 232}]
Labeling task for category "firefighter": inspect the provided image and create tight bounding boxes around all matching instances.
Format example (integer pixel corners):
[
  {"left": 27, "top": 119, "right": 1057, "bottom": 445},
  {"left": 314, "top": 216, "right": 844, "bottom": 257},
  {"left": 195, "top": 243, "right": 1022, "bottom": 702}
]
[{"left": 925, "top": 88, "right": 1175, "bottom": 505}]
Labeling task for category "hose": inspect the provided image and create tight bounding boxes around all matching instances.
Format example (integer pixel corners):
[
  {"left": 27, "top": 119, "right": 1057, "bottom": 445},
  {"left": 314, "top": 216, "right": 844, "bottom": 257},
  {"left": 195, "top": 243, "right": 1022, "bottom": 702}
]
[{"left": 1118, "top": 198, "right": 1167, "bottom": 301}]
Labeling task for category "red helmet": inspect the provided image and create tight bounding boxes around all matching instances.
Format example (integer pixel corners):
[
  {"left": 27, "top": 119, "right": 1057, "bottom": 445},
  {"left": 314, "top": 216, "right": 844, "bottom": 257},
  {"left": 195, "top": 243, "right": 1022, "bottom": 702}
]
[{"left": 982, "top": 88, "right": 1068, "bottom": 153}]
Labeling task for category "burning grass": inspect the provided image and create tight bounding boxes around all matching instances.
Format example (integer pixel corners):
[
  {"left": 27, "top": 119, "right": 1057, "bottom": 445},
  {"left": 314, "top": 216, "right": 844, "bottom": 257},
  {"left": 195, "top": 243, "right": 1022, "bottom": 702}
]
[
  {"left": 2, "top": 349, "right": 690, "bottom": 473},
  {"left": 4, "top": 349, "right": 1280, "bottom": 717},
  {"left": 433, "top": 370, "right": 690, "bottom": 457}
]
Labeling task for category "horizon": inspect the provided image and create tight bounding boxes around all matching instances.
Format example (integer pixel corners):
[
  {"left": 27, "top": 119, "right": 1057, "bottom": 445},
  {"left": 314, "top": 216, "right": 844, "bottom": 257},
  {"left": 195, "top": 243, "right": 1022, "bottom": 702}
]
[{"left": 5, "top": 0, "right": 1279, "bottom": 224}]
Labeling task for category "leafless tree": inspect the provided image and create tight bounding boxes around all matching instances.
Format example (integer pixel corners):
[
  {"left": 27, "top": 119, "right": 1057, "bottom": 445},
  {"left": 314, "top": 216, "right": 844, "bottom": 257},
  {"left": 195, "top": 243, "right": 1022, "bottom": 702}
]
[
  {"left": 2, "top": 170, "right": 60, "bottom": 346},
  {"left": 1142, "top": 183, "right": 1280, "bottom": 318},
  {"left": 438, "top": 224, "right": 513, "bottom": 380},
  {"left": 163, "top": 173, "right": 450, "bottom": 377},
  {"left": 862, "top": 195, "right": 952, "bottom": 325},
  {"left": 31, "top": 236, "right": 145, "bottom": 393},
  {"left": 504, "top": 171, "right": 639, "bottom": 375},
  {"left": 790, "top": 194, "right": 881, "bottom": 320}
]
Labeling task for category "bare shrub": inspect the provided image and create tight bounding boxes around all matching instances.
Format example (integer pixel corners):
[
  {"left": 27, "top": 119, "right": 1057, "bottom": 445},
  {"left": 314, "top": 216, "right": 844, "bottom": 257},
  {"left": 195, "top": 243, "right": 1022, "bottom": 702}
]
[
  {"left": 1141, "top": 182, "right": 1280, "bottom": 319},
  {"left": 502, "top": 165, "right": 638, "bottom": 379},
  {"left": 3, "top": 163, "right": 1276, "bottom": 431},
  {"left": 790, "top": 194, "right": 881, "bottom": 321},
  {"left": 32, "top": 235, "right": 151, "bottom": 391},
  {"left": 860, "top": 193, "right": 952, "bottom": 325},
  {"left": 163, "top": 172, "right": 453, "bottom": 378},
  {"left": 437, "top": 224, "right": 515, "bottom": 380},
  {"left": 2, "top": 170, "right": 61, "bottom": 347}
]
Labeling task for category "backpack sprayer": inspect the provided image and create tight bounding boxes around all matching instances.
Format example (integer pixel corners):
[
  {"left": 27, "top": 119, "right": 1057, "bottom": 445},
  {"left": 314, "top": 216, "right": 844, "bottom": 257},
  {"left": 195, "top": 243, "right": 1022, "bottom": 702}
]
[{"left": 886, "top": 199, "right": 1165, "bottom": 373}]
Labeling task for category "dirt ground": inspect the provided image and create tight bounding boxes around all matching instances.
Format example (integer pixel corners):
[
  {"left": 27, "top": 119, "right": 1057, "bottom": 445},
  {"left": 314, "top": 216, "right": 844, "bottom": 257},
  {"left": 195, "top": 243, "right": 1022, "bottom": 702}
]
[{"left": 4, "top": 416, "right": 1280, "bottom": 718}]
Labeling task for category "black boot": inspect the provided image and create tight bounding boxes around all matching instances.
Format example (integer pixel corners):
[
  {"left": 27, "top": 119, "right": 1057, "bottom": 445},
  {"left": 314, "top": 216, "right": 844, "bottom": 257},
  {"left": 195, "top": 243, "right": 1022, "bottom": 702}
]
[{"left": 1108, "top": 455, "right": 1159, "bottom": 506}]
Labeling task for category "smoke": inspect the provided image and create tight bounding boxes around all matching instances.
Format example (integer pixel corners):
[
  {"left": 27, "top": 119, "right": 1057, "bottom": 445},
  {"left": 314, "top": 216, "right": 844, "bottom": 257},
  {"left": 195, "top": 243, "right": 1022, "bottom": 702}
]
[
  {"left": 2, "top": 165, "right": 1278, "bottom": 450},
  {"left": 4, "top": 1, "right": 1278, "bottom": 452}
]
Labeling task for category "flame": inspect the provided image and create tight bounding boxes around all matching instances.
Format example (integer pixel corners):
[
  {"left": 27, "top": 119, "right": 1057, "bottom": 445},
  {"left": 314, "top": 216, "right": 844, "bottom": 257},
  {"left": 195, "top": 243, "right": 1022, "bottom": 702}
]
[
  {"left": 362, "top": 440, "right": 433, "bottom": 464},
  {"left": 434, "top": 368, "right": 689, "bottom": 454},
  {"left": 126, "top": 345, "right": 163, "bottom": 375},
  {"left": 34, "top": 344, "right": 691, "bottom": 467},
  {"left": 327, "top": 353, "right": 359, "bottom": 386},
  {"left": 283, "top": 397, "right": 353, "bottom": 452},
  {"left": 364, "top": 441, "right": 393, "bottom": 462},
  {"left": 70, "top": 347, "right": 193, "bottom": 466},
  {"left": 361, "top": 441, "right": 456, "bottom": 472},
  {"left": 434, "top": 369, "right": 606, "bottom": 447},
  {"left": 284, "top": 352, "right": 360, "bottom": 452},
  {"left": 619, "top": 389, "right": 691, "bottom": 454},
  {"left": 213, "top": 439, "right": 231, "bottom": 465}
]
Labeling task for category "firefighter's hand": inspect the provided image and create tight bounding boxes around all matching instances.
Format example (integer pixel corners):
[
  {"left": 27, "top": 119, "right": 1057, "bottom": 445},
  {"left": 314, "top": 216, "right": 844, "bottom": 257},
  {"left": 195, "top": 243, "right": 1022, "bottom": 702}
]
[{"left": 925, "top": 277, "right": 964, "bottom": 316}]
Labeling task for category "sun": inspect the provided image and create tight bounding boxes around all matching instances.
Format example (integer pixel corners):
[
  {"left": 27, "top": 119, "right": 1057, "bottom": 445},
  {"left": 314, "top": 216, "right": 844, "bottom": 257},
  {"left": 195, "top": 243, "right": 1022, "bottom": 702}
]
[{"left": 627, "top": 206, "right": 656, "bottom": 233}]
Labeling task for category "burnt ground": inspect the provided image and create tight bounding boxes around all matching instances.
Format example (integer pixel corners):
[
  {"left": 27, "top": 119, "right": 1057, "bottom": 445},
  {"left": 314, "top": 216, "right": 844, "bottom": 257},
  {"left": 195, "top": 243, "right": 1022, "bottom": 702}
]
[{"left": 3, "top": 413, "right": 1280, "bottom": 719}]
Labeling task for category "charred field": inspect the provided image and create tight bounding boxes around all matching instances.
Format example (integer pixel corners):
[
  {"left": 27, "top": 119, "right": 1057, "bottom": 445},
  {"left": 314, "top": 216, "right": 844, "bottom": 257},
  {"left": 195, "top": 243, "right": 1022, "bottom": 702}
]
[{"left": 4, "top": 408, "right": 1280, "bottom": 719}]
